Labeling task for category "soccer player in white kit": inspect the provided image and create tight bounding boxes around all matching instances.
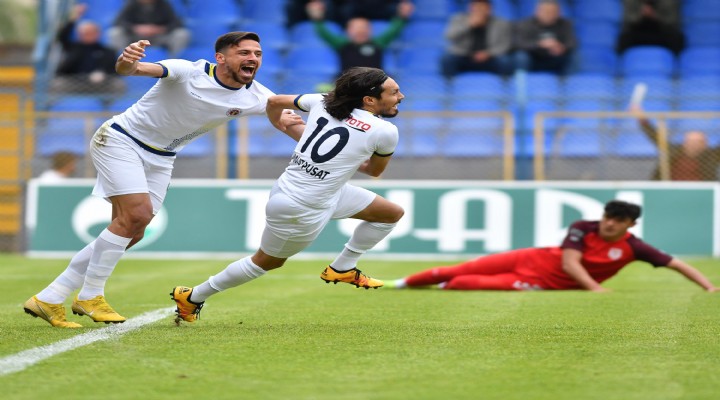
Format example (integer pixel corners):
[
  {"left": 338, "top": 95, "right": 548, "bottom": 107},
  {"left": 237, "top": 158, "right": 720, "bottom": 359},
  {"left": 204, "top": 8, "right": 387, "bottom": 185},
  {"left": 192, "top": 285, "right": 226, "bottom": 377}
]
[
  {"left": 172, "top": 67, "right": 405, "bottom": 323},
  {"left": 23, "top": 32, "right": 305, "bottom": 328}
]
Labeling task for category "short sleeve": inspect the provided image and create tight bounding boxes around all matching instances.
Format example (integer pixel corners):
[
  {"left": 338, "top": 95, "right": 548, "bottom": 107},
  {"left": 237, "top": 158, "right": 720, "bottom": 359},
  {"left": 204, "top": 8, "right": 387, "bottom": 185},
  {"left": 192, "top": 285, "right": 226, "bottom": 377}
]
[
  {"left": 627, "top": 236, "right": 673, "bottom": 267},
  {"left": 156, "top": 59, "right": 197, "bottom": 82},
  {"left": 295, "top": 93, "right": 324, "bottom": 112},
  {"left": 560, "top": 220, "right": 596, "bottom": 251},
  {"left": 373, "top": 124, "right": 398, "bottom": 156}
]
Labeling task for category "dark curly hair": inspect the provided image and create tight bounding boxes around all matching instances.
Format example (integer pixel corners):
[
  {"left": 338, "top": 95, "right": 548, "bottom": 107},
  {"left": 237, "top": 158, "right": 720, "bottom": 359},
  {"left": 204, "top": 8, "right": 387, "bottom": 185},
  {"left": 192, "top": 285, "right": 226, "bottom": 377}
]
[{"left": 323, "top": 67, "right": 389, "bottom": 120}]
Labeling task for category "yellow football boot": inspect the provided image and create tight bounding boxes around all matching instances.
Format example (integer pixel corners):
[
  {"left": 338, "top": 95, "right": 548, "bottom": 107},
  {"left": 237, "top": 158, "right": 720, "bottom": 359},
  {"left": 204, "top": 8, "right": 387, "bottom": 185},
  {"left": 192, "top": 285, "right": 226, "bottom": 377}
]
[
  {"left": 71, "top": 295, "right": 126, "bottom": 324},
  {"left": 320, "top": 266, "right": 384, "bottom": 289},
  {"left": 23, "top": 296, "right": 83, "bottom": 328},
  {"left": 170, "top": 286, "right": 204, "bottom": 323}
]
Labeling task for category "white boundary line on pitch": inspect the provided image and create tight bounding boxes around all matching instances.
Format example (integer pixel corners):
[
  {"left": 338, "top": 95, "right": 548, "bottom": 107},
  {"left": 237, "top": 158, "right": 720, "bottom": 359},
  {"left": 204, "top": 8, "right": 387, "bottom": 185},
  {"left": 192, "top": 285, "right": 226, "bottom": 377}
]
[{"left": 0, "top": 307, "right": 174, "bottom": 377}]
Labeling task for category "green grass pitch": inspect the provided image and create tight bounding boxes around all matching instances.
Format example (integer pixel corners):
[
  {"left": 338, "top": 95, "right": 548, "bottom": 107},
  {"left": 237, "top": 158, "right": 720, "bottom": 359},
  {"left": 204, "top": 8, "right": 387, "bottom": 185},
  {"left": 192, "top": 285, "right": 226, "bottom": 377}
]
[{"left": 1, "top": 254, "right": 719, "bottom": 400}]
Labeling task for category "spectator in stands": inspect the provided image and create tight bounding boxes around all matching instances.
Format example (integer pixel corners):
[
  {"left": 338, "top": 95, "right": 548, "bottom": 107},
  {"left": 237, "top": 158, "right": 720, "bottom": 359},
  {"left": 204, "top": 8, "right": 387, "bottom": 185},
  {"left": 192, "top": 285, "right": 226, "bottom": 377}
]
[
  {"left": 332, "top": 0, "right": 403, "bottom": 27},
  {"left": 108, "top": 0, "right": 190, "bottom": 57},
  {"left": 38, "top": 151, "right": 77, "bottom": 182},
  {"left": 622, "top": 0, "right": 681, "bottom": 31},
  {"left": 50, "top": 3, "right": 125, "bottom": 95},
  {"left": 306, "top": 0, "right": 414, "bottom": 75},
  {"left": 513, "top": 0, "right": 575, "bottom": 75},
  {"left": 631, "top": 104, "right": 720, "bottom": 181},
  {"left": 288, "top": 0, "right": 402, "bottom": 29},
  {"left": 440, "top": 0, "right": 513, "bottom": 79},
  {"left": 616, "top": 0, "right": 685, "bottom": 56}
]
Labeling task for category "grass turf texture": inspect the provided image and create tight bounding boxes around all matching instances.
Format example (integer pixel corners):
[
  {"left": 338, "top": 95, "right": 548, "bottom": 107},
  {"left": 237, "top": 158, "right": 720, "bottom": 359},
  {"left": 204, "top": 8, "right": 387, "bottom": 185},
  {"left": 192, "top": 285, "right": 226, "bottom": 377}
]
[{"left": 1, "top": 254, "right": 719, "bottom": 400}]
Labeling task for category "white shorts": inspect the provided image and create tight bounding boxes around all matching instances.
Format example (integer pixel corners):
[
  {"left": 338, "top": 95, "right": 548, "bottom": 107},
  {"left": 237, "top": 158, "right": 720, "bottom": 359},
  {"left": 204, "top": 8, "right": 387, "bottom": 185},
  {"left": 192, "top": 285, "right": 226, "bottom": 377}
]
[
  {"left": 90, "top": 121, "right": 175, "bottom": 214},
  {"left": 260, "top": 183, "right": 376, "bottom": 258}
]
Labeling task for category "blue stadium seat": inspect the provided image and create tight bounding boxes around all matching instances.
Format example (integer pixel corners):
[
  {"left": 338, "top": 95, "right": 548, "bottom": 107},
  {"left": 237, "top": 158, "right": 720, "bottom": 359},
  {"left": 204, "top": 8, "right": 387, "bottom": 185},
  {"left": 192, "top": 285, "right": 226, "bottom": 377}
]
[
  {"left": 177, "top": 46, "right": 214, "bottom": 62},
  {"left": 575, "top": 22, "right": 618, "bottom": 49},
  {"left": 561, "top": 100, "right": 610, "bottom": 128},
  {"left": 564, "top": 74, "right": 616, "bottom": 102},
  {"left": 399, "top": 73, "right": 448, "bottom": 98},
  {"left": 37, "top": 119, "right": 89, "bottom": 156},
  {"left": 254, "top": 46, "right": 284, "bottom": 78},
  {"left": 289, "top": 21, "right": 343, "bottom": 49},
  {"left": 141, "top": 46, "right": 170, "bottom": 62},
  {"left": 679, "top": 47, "right": 720, "bottom": 77},
  {"left": 450, "top": 72, "right": 506, "bottom": 100},
  {"left": 187, "top": 0, "right": 241, "bottom": 27},
  {"left": 573, "top": 0, "right": 621, "bottom": 23},
  {"left": 554, "top": 132, "right": 601, "bottom": 157},
  {"left": 396, "top": 46, "right": 444, "bottom": 74},
  {"left": 404, "top": 116, "right": 445, "bottom": 157},
  {"left": 48, "top": 96, "right": 105, "bottom": 112},
  {"left": 405, "top": 98, "right": 446, "bottom": 111},
  {"left": 512, "top": 73, "right": 561, "bottom": 100},
  {"left": 285, "top": 45, "right": 339, "bottom": 75},
  {"left": 677, "top": 76, "right": 720, "bottom": 100},
  {"left": 613, "top": 132, "right": 658, "bottom": 157},
  {"left": 444, "top": 132, "right": 504, "bottom": 157},
  {"left": 684, "top": 22, "right": 720, "bottom": 47},
  {"left": 178, "top": 135, "right": 213, "bottom": 157},
  {"left": 81, "top": 0, "right": 125, "bottom": 30},
  {"left": 238, "top": 21, "right": 289, "bottom": 51},
  {"left": 187, "top": 21, "right": 236, "bottom": 49},
  {"left": 620, "top": 76, "right": 675, "bottom": 104},
  {"left": 491, "top": 0, "right": 517, "bottom": 20},
  {"left": 575, "top": 46, "right": 618, "bottom": 75},
  {"left": 449, "top": 98, "right": 503, "bottom": 112},
  {"left": 281, "top": 72, "right": 335, "bottom": 94},
  {"left": 683, "top": 0, "right": 720, "bottom": 23},
  {"left": 106, "top": 96, "right": 138, "bottom": 113},
  {"left": 412, "top": 0, "right": 452, "bottom": 20},
  {"left": 123, "top": 75, "right": 160, "bottom": 96},
  {"left": 401, "top": 21, "right": 446, "bottom": 48},
  {"left": 621, "top": 46, "right": 676, "bottom": 77},
  {"left": 242, "top": 0, "right": 286, "bottom": 24}
]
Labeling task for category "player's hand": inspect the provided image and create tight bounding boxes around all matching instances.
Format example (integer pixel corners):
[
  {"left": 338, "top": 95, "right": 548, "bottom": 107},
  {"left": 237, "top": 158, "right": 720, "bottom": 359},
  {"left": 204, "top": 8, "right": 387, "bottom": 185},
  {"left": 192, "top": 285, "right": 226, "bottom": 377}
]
[
  {"left": 279, "top": 110, "right": 304, "bottom": 128},
  {"left": 591, "top": 287, "right": 611, "bottom": 293},
  {"left": 707, "top": 287, "right": 720, "bottom": 293},
  {"left": 121, "top": 40, "right": 151, "bottom": 63},
  {"left": 71, "top": 3, "right": 87, "bottom": 20}
]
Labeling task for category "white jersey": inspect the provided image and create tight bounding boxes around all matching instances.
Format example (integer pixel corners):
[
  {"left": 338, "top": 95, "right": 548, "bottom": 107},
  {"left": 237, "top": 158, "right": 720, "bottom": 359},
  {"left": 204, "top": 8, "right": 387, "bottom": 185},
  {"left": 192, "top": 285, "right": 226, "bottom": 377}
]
[
  {"left": 276, "top": 93, "right": 398, "bottom": 209},
  {"left": 112, "top": 59, "right": 274, "bottom": 152}
]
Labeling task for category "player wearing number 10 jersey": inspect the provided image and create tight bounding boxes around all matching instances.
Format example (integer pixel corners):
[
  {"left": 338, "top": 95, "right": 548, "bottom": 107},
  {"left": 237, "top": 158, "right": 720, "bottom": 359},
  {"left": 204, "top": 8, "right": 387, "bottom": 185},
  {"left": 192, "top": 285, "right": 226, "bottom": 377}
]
[{"left": 172, "top": 67, "right": 405, "bottom": 323}]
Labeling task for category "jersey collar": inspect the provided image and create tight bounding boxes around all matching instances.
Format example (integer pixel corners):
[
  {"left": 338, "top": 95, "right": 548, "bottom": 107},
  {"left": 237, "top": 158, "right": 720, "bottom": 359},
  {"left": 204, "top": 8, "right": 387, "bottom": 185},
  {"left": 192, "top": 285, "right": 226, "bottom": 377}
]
[{"left": 205, "top": 62, "right": 252, "bottom": 90}]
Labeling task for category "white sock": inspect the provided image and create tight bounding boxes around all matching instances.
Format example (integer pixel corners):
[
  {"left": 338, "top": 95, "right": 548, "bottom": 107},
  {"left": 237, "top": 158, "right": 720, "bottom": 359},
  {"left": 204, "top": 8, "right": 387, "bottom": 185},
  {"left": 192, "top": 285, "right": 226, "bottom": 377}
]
[
  {"left": 77, "top": 229, "right": 132, "bottom": 301},
  {"left": 37, "top": 241, "right": 95, "bottom": 304},
  {"left": 393, "top": 278, "right": 407, "bottom": 289},
  {"left": 191, "top": 257, "right": 266, "bottom": 303},
  {"left": 330, "top": 221, "right": 396, "bottom": 271}
]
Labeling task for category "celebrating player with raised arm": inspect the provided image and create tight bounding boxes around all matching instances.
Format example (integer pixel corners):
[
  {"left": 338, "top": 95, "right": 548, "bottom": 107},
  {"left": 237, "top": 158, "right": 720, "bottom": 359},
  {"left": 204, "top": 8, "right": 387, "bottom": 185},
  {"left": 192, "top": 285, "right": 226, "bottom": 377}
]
[
  {"left": 171, "top": 67, "right": 405, "bottom": 323},
  {"left": 24, "top": 32, "right": 305, "bottom": 328},
  {"left": 389, "top": 200, "right": 719, "bottom": 293}
]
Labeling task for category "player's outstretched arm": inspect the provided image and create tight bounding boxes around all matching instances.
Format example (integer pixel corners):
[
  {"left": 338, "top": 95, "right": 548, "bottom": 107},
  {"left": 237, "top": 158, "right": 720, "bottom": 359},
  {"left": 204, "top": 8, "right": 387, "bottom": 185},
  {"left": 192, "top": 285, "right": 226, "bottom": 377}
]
[
  {"left": 666, "top": 258, "right": 719, "bottom": 292},
  {"left": 115, "top": 40, "right": 165, "bottom": 77},
  {"left": 267, "top": 95, "right": 305, "bottom": 142},
  {"left": 561, "top": 248, "right": 609, "bottom": 292}
]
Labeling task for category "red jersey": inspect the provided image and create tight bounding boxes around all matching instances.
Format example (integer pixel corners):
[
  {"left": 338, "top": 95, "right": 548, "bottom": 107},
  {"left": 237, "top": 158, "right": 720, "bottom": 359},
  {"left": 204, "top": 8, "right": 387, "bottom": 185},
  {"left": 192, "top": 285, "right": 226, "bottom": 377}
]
[{"left": 521, "top": 220, "right": 673, "bottom": 289}]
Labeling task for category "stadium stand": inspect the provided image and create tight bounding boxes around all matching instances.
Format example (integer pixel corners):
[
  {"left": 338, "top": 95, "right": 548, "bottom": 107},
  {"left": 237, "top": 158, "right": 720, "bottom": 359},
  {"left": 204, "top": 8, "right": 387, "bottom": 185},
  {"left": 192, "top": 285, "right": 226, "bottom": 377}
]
[{"left": 23, "top": 0, "right": 720, "bottom": 181}]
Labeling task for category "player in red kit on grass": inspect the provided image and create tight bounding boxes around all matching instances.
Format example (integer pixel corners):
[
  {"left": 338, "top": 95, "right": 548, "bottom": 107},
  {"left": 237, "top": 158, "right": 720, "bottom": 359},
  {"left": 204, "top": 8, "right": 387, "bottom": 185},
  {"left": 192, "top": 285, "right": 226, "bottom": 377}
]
[{"left": 389, "top": 200, "right": 719, "bottom": 292}]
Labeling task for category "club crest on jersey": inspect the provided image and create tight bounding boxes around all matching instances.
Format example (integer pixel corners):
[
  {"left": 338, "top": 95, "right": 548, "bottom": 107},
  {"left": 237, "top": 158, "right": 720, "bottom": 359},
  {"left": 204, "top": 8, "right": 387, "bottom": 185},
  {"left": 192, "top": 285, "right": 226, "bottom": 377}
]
[
  {"left": 608, "top": 248, "right": 623, "bottom": 260},
  {"left": 226, "top": 108, "right": 242, "bottom": 117},
  {"left": 345, "top": 116, "right": 371, "bottom": 131}
]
